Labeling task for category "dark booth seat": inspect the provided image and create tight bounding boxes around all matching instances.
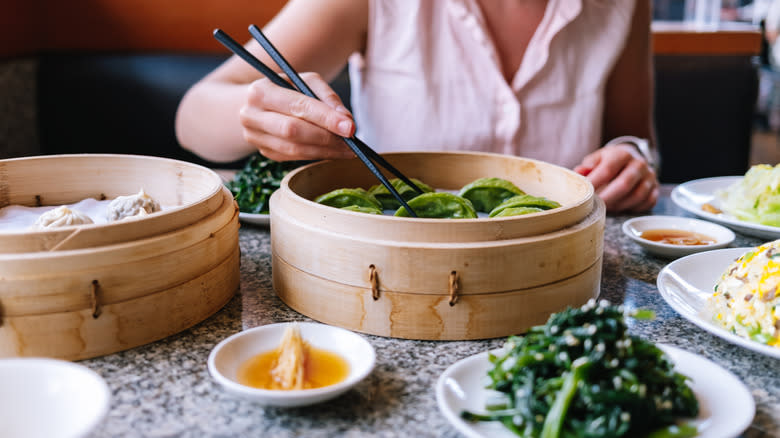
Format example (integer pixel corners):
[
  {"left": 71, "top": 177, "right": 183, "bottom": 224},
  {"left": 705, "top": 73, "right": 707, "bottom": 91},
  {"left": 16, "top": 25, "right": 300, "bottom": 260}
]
[
  {"left": 35, "top": 52, "right": 353, "bottom": 170},
  {"left": 36, "top": 52, "right": 241, "bottom": 169},
  {"left": 651, "top": 21, "right": 762, "bottom": 183},
  {"left": 654, "top": 54, "right": 758, "bottom": 183}
]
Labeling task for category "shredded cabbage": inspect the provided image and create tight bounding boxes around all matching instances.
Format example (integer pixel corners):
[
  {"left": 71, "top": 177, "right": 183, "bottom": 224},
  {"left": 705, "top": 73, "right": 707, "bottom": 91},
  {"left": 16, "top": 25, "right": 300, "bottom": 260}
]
[{"left": 716, "top": 164, "right": 780, "bottom": 227}]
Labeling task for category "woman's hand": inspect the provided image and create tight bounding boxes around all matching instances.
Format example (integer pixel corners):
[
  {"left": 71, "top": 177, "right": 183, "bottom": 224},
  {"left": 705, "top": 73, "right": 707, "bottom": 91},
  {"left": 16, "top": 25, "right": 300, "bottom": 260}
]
[
  {"left": 574, "top": 143, "right": 659, "bottom": 213},
  {"left": 240, "top": 72, "right": 356, "bottom": 161}
]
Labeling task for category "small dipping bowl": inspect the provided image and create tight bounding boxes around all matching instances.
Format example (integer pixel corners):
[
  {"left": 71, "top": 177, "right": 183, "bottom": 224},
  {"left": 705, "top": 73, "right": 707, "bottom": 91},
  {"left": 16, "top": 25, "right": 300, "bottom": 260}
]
[
  {"left": 208, "top": 322, "right": 376, "bottom": 407},
  {"left": 0, "top": 358, "right": 110, "bottom": 438},
  {"left": 622, "top": 215, "right": 735, "bottom": 258}
]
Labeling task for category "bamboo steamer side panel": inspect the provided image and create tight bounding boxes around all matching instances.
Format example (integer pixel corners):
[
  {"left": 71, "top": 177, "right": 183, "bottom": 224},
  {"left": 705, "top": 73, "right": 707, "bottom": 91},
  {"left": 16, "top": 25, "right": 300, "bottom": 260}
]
[
  {"left": 271, "top": 198, "right": 605, "bottom": 294},
  {"left": 0, "top": 248, "right": 240, "bottom": 360},
  {"left": 272, "top": 255, "right": 602, "bottom": 340},
  {"left": 0, "top": 201, "right": 239, "bottom": 316},
  {"left": 0, "top": 155, "right": 225, "bottom": 253}
]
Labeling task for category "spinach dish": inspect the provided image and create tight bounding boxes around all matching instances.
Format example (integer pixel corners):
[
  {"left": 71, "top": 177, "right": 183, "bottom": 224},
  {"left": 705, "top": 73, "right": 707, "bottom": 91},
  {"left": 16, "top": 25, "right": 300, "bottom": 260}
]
[
  {"left": 226, "top": 154, "right": 307, "bottom": 215},
  {"left": 462, "top": 301, "right": 699, "bottom": 438}
]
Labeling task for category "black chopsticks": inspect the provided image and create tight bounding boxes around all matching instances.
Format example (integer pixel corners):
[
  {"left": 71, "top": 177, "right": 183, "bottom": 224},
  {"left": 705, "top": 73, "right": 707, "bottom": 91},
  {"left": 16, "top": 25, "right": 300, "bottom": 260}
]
[{"left": 213, "top": 27, "right": 421, "bottom": 217}]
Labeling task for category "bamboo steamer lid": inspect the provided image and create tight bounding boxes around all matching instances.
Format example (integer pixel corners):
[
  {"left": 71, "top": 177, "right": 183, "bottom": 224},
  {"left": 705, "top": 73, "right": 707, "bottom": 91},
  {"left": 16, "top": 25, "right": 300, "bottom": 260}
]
[
  {"left": 270, "top": 152, "right": 605, "bottom": 340},
  {"left": 0, "top": 155, "right": 240, "bottom": 360}
]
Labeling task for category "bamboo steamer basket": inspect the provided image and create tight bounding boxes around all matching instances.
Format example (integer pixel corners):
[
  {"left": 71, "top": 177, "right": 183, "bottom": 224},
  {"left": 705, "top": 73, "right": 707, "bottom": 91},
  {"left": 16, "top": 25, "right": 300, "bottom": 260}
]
[
  {"left": 270, "top": 151, "right": 605, "bottom": 340},
  {"left": 0, "top": 154, "right": 240, "bottom": 360},
  {"left": 0, "top": 154, "right": 226, "bottom": 253}
]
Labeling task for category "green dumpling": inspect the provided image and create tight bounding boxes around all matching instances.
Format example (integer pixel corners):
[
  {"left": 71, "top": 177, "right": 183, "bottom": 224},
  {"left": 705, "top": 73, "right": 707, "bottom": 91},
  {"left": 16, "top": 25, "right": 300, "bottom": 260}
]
[
  {"left": 394, "top": 192, "right": 477, "bottom": 219},
  {"left": 315, "top": 188, "right": 382, "bottom": 210},
  {"left": 490, "top": 206, "right": 544, "bottom": 217},
  {"left": 458, "top": 177, "right": 526, "bottom": 213},
  {"left": 340, "top": 205, "right": 382, "bottom": 215},
  {"left": 488, "top": 194, "right": 561, "bottom": 218},
  {"left": 368, "top": 178, "right": 434, "bottom": 210}
]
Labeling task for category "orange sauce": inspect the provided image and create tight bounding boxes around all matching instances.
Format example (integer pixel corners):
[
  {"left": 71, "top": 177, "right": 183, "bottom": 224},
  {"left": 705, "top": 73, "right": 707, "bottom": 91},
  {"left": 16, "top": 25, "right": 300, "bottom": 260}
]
[
  {"left": 701, "top": 203, "right": 722, "bottom": 214},
  {"left": 237, "top": 346, "right": 350, "bottom": 390},
  {"left": 639, "top": 228, "right": 716, "bottom": 246}
]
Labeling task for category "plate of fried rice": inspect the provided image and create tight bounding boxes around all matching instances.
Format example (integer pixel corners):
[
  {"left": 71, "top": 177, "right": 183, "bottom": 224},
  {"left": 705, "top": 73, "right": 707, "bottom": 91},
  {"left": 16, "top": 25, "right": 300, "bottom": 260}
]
[{"left": 657, "top": 242, "right": 780, "bottom": 359}]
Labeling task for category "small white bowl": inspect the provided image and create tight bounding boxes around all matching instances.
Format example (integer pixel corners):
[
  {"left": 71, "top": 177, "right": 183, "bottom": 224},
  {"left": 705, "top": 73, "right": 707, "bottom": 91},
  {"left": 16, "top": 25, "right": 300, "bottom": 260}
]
[
  {"left": 0, "top": 358, "right": 110, "bottom": 438},
  {"left": 208, "top": 322, "right": 376, "bottom": 407},
  {"left": 622, "top": 215, "right": 735, "bottom": 258}
]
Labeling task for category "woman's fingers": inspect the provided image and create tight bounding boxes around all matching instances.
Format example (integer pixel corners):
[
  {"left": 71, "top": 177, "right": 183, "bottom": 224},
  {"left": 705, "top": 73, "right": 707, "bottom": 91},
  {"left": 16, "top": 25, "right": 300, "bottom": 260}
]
[
  {"left": 582, "top": 144, "right": 659, "bottom": 212},
  {"left": 607, "top": 168, "right": 659, "bottom": 212},
  {"left": 597, "top": 159, "right": 646, "bottom": 209},
  {"left": 574, "top": 150, "right": 601, "bottom": 177},
  {"left": 300, "top": 72, "right": 353, "bottom": 116},
  {"left": 585, "top": 145, "right": 634, "bottom": 192},
  {"left": 240, "top": 106, "right": 341, "bottom": 148},
  {"left": 248, "top": 74, "right": 354, "bottom": 137},
  {"left": 249, "top": 130, "right": 354, "bottom": 161},
  {"left": 240, "top": 75, "right": 356, "bottom": 160}
]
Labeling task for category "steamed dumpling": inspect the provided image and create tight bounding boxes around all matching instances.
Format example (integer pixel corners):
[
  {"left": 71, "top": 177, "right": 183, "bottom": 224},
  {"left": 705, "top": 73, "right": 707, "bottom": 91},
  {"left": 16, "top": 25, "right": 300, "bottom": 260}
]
[
  {"left": 368, "top": 178, "right": 434, "bottom": 210},
  {"left": 394, "top": 192, "right": 477, "bottom": 218},
  {"left": 107, "top": 189, "right": 161, "bottom": 222},
  {"left": 459, "top": 177, "right": 525, "bottom": 213},
  {"left": 315, "top": 188, "right": 382, "bottom": 210},
  {"left": 488, "top": 194, "right": 561, "bottom": 217},
  {"left": 31, "top": 206, "right": 94, "bottom": 229}
]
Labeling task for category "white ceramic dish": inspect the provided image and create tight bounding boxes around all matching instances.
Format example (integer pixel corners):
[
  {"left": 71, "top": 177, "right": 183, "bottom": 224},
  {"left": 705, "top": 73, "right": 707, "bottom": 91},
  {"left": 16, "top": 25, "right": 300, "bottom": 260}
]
[
  {"left": 0, "top": 358, "right": 110, "bottom": 438},
  {"left": 238, "top": 212, "right": 270, "bottom": 226},
  {"left": 671, "top": 176, "right": 780, "bottom": 240},
  {"left": 657, "top": 248, "right": 780, "bottom": 359},
  {"left": 622, "top": 215, "right": 735, "bottom": 258},
  {"left": 436, "top": 344, "right": 754, "bottom": 438},
  {"left": 208, "top": 322, "right": 376, "bottom": 407},
  {"left": 215, "top": 170, "right": 271, "bottom": 227}
]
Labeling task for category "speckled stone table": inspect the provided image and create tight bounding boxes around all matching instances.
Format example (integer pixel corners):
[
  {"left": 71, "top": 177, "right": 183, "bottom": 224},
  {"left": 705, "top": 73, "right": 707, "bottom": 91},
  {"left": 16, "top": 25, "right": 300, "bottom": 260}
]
[{"left": 83, "top": 187, "right": 778, "bottom": 438}]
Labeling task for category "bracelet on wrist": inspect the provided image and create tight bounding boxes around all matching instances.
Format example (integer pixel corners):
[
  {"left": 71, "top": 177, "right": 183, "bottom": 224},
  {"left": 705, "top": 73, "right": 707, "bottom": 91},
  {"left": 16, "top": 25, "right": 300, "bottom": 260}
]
[{"left": 603, "top": 135, "right": 657, "bottom": 171}]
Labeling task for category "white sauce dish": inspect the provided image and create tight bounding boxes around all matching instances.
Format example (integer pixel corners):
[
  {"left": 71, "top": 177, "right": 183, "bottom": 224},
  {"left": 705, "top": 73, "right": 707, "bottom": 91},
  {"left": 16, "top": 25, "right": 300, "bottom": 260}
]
[
  {"left": 622, "top": 215, "right": 735, "bottom": 258},
  {"left": 208, "top": 322, "right": 375, "bottom": 407}
]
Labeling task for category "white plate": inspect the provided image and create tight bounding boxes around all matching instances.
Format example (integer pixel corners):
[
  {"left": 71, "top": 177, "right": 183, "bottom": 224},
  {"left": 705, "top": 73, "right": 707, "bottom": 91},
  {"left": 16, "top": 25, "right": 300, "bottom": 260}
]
[
  {"left": 238, "top": 212, "right": 270, "bottom": 226},
  {"left": 436, "top": 345, "right": 754, "bottom": 438},
  {"left": 671, "top": 176, "right": 780, "bottom": 240},
  {"left": 657, "top": 248, "right": 780, "bottom": 359},
  {"left": 0, "top": 358, "right": 110, "bottom": 438},
  {"left": 215, "top": 169, "right": 271, "bottom": 227},
  {"left": 208, "top": 322, "right": 375, "bottom": 407},
  {"left": 622, "top": 215, "right": 735, "bottom": 258}
]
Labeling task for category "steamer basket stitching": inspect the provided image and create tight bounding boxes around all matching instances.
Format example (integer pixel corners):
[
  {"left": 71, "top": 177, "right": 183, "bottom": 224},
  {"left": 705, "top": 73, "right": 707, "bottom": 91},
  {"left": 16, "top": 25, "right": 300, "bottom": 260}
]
[
  {"left": 368, "top": 265, "right": 379, "bottom": 300},
  {"left": 91, "top": 279, "right": 101, "bottom": 319},
  {"left": 448, "top": 271, "right": 459, "bottom": 306}
]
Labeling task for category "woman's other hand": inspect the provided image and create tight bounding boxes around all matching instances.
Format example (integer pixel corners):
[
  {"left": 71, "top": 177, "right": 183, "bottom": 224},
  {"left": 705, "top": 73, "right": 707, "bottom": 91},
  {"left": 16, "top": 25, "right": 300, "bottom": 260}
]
[
  {"left": 574, "top": 143, "right": 659, "bottom": 213},
  {"left": 241, "top": 72, "right": 355, "bottom": 161}
]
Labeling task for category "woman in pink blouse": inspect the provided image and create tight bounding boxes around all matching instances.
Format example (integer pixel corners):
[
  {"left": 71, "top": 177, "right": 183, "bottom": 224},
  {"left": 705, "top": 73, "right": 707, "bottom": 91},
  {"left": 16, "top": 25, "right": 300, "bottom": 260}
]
[{"left": 176, "top": 0, "right": 658, "bottom": 212}]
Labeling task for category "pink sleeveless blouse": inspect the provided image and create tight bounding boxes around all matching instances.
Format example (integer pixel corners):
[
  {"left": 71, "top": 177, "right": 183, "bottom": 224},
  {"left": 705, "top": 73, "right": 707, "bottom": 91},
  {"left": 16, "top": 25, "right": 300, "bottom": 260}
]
[{"left": 348, "top": 0, "right": 636, "bottom": 169}]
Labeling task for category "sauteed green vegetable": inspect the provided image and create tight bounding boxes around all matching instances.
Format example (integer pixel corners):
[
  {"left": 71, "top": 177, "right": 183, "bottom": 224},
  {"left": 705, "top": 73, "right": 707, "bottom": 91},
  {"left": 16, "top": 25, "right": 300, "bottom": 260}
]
[
  {"left": 226, "top": 154, "right": 306, "bottom": 214},
  {"left": 462, "top": 300, "right": 699, "bottom": 438}
]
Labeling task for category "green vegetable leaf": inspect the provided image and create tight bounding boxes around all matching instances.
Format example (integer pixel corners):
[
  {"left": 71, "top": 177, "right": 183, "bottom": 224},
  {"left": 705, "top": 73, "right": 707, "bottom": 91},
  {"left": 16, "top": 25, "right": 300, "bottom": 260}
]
[{"left": 226, "top": 154, "right": 308, "bottom": 214}]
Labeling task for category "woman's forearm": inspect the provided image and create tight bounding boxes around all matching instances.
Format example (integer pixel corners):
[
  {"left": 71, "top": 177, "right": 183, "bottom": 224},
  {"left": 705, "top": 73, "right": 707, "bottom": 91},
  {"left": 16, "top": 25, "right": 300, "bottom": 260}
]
[{"left": 175, "top": 80, "right": 256, "bottom": 163}]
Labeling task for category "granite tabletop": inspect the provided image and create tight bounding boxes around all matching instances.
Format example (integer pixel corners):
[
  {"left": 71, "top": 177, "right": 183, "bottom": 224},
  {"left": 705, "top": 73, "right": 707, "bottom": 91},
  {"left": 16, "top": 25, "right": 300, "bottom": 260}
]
[{"left": 83, "top": 186, "right": 779, "bottom": 438}]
